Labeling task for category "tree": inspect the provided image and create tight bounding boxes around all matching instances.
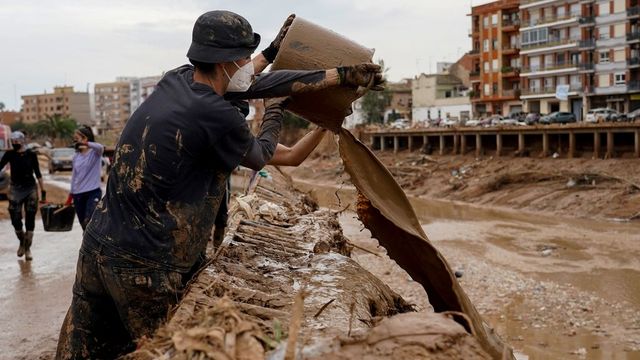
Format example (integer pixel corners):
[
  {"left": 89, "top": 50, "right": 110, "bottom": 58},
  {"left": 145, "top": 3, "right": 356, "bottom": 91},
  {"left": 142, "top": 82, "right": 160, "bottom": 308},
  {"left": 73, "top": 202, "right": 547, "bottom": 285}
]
[
  {"left": 0, "top": 102, "right": 5, "bottom": 112},
  {"left": 32, "top": 114, "right": 77, "bottom": 144},
  {"left": 359, "top": 59, "right": 392, "bottom": 124}
]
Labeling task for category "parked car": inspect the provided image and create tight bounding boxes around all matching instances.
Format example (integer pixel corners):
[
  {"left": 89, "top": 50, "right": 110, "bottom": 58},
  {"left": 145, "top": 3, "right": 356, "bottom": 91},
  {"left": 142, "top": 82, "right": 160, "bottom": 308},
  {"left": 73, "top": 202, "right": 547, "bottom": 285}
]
[
  {"left": 540, "top": 112, "right": 576, "bottom": 124},
  {"left": 48, "top": 147, "right": 75, "bottom": 174},
  {"left": 390, "top": 118, "right": 410, "bottom": 129},
  {"left": 626, "top": 108, "right": 640, "bottom": 122},
  {"left": 507, "top": 111, "right": 527, "bottom": 122},
  {"left": 585, "top": 108, "right": 618, "bottom": 123},
  {"left": 488, "top": 115, "right": 504, "bottom": 126},
  {"left": 441, "top": 118, "right": 459, "bottom": 127},
  {"left": 0, "top": 150, "right": 8, "bottom": 198},
  {"left": 465, "top": 119, "right": 481, "bottom": 127},
  {"left": 498, "top": 118, "right": 519, "bottom": 126},
  {"left": 524, "top": 113, "right": 540, "bottom": 125}
]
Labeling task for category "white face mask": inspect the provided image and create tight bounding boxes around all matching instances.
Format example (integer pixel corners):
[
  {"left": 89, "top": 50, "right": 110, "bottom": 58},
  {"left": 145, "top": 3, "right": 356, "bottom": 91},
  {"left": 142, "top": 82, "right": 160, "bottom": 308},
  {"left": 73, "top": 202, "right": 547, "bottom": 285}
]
[{"left": 223, "top": 61, "right": 254, "bottom": 92}]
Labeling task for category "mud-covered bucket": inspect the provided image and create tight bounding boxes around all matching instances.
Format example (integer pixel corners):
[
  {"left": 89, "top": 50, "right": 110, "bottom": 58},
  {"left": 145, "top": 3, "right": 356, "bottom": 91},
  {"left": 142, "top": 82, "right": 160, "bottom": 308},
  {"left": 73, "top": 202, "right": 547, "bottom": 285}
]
[
  {"left": 271, "top": 16, "right": 375, "bottom": 131},
  {"left": 40, "top": 204, "right": 75, "bottom": 232}
]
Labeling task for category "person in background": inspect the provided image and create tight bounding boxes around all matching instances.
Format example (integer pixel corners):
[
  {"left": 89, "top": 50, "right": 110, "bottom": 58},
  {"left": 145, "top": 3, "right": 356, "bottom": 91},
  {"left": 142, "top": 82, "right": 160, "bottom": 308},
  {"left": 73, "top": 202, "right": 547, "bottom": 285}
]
[
  {"left": 65, "top": 125, "right": 104, "bottom": 230},
  {"left": 0, "top": 131, "right": 46, "bottom": 261}
]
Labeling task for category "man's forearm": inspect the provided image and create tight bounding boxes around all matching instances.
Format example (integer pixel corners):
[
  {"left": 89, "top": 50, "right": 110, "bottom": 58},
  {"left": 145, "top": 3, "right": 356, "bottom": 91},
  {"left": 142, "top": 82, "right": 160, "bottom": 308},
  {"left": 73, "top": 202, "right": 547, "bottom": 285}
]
[
  {"left": 269, "top": 127, "right": 327, "bottom": 166},
  {"left": 225, "top": 69, "right": 340, "bottom": 101},
  {"left": 239, "top": 101, "right": 285, "bottom": 170}
]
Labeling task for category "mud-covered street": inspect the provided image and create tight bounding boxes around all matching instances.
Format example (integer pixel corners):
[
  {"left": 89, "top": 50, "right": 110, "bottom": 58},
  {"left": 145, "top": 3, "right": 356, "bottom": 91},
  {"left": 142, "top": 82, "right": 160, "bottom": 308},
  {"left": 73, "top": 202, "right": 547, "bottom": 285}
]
[{"left": 295, "top": 178, "right": 640, "bottom": 360}]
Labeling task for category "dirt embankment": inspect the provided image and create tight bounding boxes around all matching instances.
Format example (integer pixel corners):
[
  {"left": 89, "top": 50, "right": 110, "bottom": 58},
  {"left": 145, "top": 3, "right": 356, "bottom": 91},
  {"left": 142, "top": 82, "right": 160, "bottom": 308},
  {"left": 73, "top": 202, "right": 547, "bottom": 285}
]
[{"left": 289, "top": 143, "right": 640, "bottom": 221}]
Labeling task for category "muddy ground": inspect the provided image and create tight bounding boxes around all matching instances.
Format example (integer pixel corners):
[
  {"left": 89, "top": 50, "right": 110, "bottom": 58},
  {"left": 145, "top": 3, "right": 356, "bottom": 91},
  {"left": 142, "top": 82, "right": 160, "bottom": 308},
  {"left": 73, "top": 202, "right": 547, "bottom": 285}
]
[
  {"left": 289, "top": 144, "right": 640, "bottom": 221},
  {"left": 288, "top": 136, "right": 640, "bottom": 360}
]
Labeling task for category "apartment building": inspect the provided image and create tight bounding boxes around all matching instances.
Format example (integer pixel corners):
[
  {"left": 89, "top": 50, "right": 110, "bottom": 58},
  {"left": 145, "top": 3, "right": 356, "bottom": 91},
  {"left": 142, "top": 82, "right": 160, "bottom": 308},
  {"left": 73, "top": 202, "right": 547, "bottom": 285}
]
[
  {"left": 469, "top": 0, "right": 522, "bottom": 117},
  {"left": 518, "top": 0, "right": 596, "bottom": 120},
  {"left": 21, "top": 86, "right": 91, "bottom": 125},
  {"left": 589, "top": 0, "right": 640, "bottom": 112},
  {"left": 130, "top": 75, "right": 163, "bottom": 114},
  {"left": 95, "top": 81, "right": 130, "bottom": 131}
]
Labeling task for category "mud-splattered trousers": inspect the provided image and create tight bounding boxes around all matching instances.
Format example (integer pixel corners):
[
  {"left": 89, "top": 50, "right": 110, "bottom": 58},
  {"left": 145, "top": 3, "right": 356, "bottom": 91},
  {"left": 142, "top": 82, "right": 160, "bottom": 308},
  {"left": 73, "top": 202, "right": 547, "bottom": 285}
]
[
  {"left": 55, "top": 235, "right": 196, "bottom": 359},
  {"left": 8, "top": 186, "right": 38, "bottom": 232}
]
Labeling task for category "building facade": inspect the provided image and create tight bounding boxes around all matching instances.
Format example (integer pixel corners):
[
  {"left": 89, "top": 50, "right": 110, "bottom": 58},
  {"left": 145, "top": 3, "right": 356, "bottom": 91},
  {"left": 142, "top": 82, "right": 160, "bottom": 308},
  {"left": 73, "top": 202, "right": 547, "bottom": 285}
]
[
  {"left": 589, "top": 0, "right": 640, "bottom": 112},
  {"left": 130, "top": 75, "right": 163, "bottom": 115},
  {"left": 470, "top": 0, "right": 522, "bottom": 117},
  {"left": 20, "top": 86, "right": 91, "bottom": 125},
  {"left": 412, "top": 71, "right": 472, "bottom": 123},
  {"left": 95, "top": 81, "right": 131, "bottom": 132},
  {"left": 384, "top": 79, "right": 413, "bottom": 122}
]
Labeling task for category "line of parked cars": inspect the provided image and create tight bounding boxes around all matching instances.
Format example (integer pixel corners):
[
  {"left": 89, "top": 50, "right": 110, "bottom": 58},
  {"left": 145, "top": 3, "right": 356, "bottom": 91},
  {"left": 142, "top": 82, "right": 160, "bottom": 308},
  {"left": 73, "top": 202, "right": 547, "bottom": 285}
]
[{"left": 462, "top": 107, "right": 638, "bottom": 128}]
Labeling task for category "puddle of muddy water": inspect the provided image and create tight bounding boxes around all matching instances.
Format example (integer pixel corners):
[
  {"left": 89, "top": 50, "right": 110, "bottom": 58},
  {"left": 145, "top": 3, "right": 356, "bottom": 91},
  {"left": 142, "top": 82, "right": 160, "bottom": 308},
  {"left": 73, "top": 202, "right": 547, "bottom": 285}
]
[{"left": 291, "top": 178, "right": 640, "bottom": 360}]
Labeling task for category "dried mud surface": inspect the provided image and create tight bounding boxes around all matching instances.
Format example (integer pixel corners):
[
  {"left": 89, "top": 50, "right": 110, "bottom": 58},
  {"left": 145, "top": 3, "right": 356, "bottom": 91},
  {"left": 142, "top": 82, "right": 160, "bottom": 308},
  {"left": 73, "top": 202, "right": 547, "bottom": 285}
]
[{"left": 288, "top": 147, "right": 640, "bottom": 221}]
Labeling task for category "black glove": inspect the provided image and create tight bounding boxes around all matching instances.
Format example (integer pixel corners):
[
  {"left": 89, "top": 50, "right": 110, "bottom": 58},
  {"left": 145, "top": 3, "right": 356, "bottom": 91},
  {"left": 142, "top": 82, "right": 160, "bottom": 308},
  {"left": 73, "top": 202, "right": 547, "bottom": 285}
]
[
  {"left": 337, "top": 63, "right": 385, "bottom": 91},
  {"left": 261, "top": 14, "right": 296, "bottom": 63},
  {"left": 40, "top": 190, "right": 47, "bottom": 203}
]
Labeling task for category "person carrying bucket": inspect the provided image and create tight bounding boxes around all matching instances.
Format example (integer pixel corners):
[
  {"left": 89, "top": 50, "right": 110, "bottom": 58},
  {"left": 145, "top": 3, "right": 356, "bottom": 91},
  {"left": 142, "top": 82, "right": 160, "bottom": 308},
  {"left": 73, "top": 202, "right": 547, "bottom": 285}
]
[{"left": 0, "top": 131, "right": 46, "bottom": 261}]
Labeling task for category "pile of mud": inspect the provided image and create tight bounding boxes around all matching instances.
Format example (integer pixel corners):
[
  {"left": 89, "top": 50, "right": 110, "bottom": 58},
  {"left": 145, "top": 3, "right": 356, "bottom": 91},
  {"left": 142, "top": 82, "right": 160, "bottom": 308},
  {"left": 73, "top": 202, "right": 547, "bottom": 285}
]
[{"left": 125, "top": 168, "right": 492, "bottom": 359}]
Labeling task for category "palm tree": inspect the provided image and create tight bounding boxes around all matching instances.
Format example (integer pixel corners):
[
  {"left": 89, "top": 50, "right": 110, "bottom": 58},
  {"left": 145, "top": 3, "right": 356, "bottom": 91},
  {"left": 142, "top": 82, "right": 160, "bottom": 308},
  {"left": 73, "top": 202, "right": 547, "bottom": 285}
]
[{"left": 33, "top": 114, "right": 77, "bottom": 145}]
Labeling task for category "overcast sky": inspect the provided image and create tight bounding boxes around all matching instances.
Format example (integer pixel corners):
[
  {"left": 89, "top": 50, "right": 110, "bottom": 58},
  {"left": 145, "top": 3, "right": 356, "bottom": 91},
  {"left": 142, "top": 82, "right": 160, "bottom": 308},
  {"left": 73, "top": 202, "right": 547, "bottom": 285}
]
[{"left": 0, "top": 0, "right": 493, "bottom": 111}]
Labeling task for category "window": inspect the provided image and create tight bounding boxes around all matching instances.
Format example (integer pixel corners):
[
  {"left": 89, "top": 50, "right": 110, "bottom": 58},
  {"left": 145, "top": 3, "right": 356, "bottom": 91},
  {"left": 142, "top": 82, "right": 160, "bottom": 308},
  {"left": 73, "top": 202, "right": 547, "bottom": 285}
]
[
  {"left": 484, "top": 61, "right": 490, "bottom": 72},
  {"left": 556, "top": 53, "right": 565, "bottom": 65},
  {"left": 570, "top": 75, "right": 582, "bottom": 87},
  {"left": 599, "top": 1, "right": 610, "bottom": 16},
  {"left": 484, "top": 83, "right": 491, "bottom": 95},
  {"left": 492, "top": 59, "right": 499, "bottom": 71},
  {"left": 492, "top": 39, "right": 498, "bottom": 49},
  {"left": 599, "top": 26, "right": 610, "bottom": 39},
  {"left": 598, "top": 73, "right": 610, "bottom": 87},
  {"left": 570, "top": 27, "right": 580, "bottom": 39},
  {"left": 492, "top": 83, "right": 498, "bottom": 94},
  {"left": 615, "top": 73, "right": 626, "bottom": 85},
  {"left": 614, "top": 24, "right": 625, "bottom": 38},
  {"left": 557, "top": 6, "right": 566, "bottom": 18},
  {"left": 492, "top": 14, "right": 498, "bottom": 25},
  {"left": 599, "top": 51, "right": 610, "bottom": 63},
  {"left": 614, "top": 0, "right": 625, "bottom": 13},
  {"left": 614, "top": 48, "right": 626, "bottom": 62},
  {"left": 544, "top": 77, "right": 553, "bottom": 89},
  {"left": 483, "top": 39, "right": 489, "bottom": 51},
  {"left": 483, "top": 16, "right": 489, "bottom": 27}
]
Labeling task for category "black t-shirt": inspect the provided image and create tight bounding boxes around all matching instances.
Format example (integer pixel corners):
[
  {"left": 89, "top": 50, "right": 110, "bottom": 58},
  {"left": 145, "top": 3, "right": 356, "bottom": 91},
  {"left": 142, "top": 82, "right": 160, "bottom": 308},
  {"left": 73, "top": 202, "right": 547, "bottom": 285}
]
[
  {"left": 0, "top": 149, "right": 41, "bottom": 188},
  {"left": 86, "top": 64, "right": 327, "bottom": 271},
  {"left": 86, "top": 65, "right": 258, "bottom": 271}
]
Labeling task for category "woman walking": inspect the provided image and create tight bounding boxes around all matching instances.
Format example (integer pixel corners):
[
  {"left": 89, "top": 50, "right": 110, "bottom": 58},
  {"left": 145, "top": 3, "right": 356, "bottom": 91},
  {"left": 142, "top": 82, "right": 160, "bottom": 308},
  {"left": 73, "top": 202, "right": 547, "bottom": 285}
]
[{"left": 66, "top": 126, "right": 104, "bottom": 230}]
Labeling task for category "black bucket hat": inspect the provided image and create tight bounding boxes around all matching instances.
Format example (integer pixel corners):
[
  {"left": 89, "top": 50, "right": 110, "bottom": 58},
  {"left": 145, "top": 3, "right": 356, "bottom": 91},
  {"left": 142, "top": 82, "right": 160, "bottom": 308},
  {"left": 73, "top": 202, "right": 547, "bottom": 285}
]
[{"left": 187, "top": 10, "right": 261, "bottom": 63}]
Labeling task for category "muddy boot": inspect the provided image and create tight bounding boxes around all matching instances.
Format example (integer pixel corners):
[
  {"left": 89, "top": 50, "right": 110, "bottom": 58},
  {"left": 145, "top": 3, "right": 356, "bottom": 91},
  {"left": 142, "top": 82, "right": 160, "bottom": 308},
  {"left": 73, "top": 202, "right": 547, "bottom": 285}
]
[
  {"left": 16, "top": 230, "right": 25, "bottom": 257},
  {"left": 24, "top": 231, "right": 33, "bottom": 261}
]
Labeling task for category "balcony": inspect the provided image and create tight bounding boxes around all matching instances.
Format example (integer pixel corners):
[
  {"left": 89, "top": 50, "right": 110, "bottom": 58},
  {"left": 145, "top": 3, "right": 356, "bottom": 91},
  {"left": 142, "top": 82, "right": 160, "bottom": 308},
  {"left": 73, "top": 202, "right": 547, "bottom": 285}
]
[
  {"left": 595, "top": 60, "right": 629, "bottom": 72},
  {"left": 628, "top": 31, "right": 640, "bottom": 42},
  {"left": 578, "top": 16, "right": 595, "bottom": 25},
  {"left": 579, "top": 39, "right": 596, "bottom": 49},
  {"left": 502, "top": 19, "right": 520, "bottom": 31},
  {"left": 520, "top": 0, "right": 559, "bottom": 10},
  {"left": 520, "top": 12, "right": 580, "bottom": 29},
  {"left": 501, "top": 66, "right": 520, "bottom": 77},
  {"left": 520, "top": 62, "right": 580, "bottom": 76},
  {"left": 502, "top": 44, "right": 520, "bottom": 54},
  {"left": 521, "top": 84, "right": 582, "bottom": 98},
  {"left": 597, "top": 35, "right": 627, "bottom": 48},
  {"left": 501, "top": 89, "right": 522, "bottom": 99},
  {"left": 594, "top": 84, "right": 628, "bottom": 95},
  {"left": 629, "top": 57, "right": 640, "bottom": 67},
  {"left": 629, "top": 81, "right": 640, "bottom": 91},
  {"left": 520, "top": 37, "right": 579, "bottom": 54},
  {"left": 629, "top": 6, "right": 640, "bottom": 17}
]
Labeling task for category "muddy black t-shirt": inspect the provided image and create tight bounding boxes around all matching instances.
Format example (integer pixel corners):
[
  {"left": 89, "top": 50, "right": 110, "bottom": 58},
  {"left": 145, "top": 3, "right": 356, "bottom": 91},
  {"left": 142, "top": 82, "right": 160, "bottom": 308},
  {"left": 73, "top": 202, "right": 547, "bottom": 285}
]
[
  {"left": 86, "top": 65, "right": 262, "bottom": 271},
  {"left": 0, "top": 149, "right": 41, "bottom": 187}
]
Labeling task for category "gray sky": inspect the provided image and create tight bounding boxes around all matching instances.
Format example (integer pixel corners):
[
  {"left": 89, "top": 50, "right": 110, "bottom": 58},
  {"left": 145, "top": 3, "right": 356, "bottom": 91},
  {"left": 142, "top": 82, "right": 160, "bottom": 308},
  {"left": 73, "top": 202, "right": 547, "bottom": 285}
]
[{"left": 0, "top": 0, "right": 493, "bottom": 111}]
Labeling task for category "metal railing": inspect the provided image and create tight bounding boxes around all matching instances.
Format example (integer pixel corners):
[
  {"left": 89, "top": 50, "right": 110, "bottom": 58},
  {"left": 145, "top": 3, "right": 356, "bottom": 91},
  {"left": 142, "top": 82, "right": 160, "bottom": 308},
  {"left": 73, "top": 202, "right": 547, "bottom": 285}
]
[
  {"left": 578, "top": 16, "right": 595, "bottom": 24},
  {"left": 520, "top": 62, "right": 580, "bottom": 73},
  {"left": 629, "top": 81, "right": 640, "bottom": 91},
  {"left": 628, "top": 32, "right": 640, "bottom": 41},
  {"left": 521, "top": 12, "right": 580, "bottom": 28},
  {"left": 628, "top": 6, "right": 640, "bottom": 16},
  {"left": 521, "top": 37, "right": 579, "bottom": 51},
  {"left": 521, "top": 84, "right": 582, "bottom": 95},
  {"left": 502, "top": 89, "right": 521, "bottom": 98},
  {"left": 502, "top": 19, "right": 520, "bottom": 28},
  {"left": 579, "top": 39, "right": 596, "bottom": 48}
]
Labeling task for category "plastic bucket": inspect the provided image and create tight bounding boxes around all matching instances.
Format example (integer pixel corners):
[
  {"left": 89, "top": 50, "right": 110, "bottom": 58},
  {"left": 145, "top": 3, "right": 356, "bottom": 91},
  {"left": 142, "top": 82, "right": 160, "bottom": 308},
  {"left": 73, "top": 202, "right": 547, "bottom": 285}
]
[
  {"left": 40, "top": 204, "right": 75, "bottom": 232},
  {"left": 271, "top": 16, "right": 375, "bottom": 131}
]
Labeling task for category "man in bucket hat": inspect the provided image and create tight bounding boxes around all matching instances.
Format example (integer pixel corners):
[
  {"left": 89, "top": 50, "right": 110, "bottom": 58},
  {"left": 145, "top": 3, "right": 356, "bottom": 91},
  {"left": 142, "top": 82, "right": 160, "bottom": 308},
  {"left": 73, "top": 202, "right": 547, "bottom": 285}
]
[
  {"left": 0, "top": 131, "right": 46, "bottom": 261},
  {"left": 56, "top": 10, "right": 384, "bottom": 359}
]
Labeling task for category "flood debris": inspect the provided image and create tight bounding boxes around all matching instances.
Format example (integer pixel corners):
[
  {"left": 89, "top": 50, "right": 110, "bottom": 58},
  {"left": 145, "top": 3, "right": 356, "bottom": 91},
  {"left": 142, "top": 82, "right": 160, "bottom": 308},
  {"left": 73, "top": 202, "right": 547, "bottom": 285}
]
[{"left": 125, "top": 167, "right": 494, "bottom": 359}]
